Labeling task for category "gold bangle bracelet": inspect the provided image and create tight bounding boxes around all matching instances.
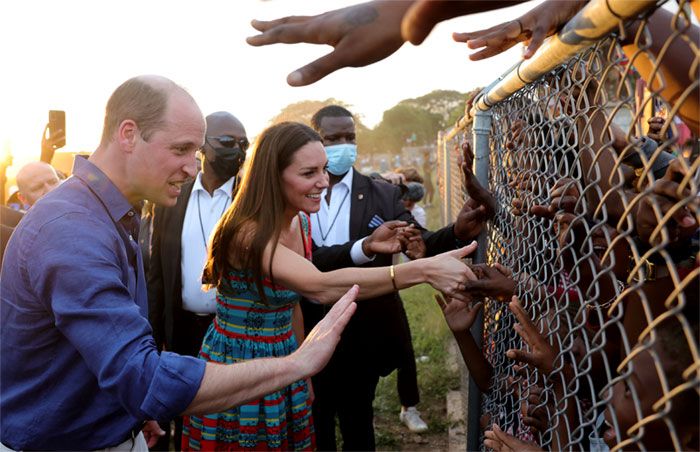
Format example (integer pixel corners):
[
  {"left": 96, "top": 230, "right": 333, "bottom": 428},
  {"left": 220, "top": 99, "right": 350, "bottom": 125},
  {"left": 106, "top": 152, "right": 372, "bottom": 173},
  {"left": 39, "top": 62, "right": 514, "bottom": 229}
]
[{"left": 390, "top": 265, "right": 398, "bottom": 291}]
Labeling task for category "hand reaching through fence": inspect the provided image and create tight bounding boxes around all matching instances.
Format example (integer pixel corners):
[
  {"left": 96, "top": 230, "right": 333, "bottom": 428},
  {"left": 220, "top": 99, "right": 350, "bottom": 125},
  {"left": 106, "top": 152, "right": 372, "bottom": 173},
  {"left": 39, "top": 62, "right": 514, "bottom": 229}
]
[
  {"left": 435, "top": 292, "right": 492, "bottom": 392},
  {"left": 453, "top": 141, "right": 498, "bottom": 241},
  {"left": 484, "top": 424, "right": 544, "bottom": 452},
  {"left": 634, "top": 157, "right": 698, "bottom": 248},
  {"left": 530, "top": 177, "right": 581, "bottom": 218},
  {"left": 646, "top": 116, "right": 666, "bottom": 144},
  {"left": 506, "top": 297, "right": 558, "bottom": 376},
  {"left": 453, "top": 0, "right": 586, "bottom": 60},
  {"left": 463, "top": 263, "right": 516, "bottom": 302}
]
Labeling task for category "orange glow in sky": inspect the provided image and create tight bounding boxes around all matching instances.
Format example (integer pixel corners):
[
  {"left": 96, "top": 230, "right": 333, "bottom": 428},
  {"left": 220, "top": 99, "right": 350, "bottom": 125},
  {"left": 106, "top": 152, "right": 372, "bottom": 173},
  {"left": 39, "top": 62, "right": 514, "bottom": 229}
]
[{"left": 0, "top": 0, "right": 539, "bottom": 182}]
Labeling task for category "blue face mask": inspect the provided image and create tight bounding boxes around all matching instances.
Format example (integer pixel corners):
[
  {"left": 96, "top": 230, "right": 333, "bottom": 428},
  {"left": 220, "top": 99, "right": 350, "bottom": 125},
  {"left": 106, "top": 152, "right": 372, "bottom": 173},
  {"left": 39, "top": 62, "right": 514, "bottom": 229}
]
[{"left": 325, "top": 143, "right": 357, "bottom": 176}]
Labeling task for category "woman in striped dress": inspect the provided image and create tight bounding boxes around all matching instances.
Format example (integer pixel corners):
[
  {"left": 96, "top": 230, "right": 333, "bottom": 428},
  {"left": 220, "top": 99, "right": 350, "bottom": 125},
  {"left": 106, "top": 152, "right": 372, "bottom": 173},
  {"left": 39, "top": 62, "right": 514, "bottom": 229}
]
[{"left": 182, "top": 122, "right": 477, "bottom": 451}]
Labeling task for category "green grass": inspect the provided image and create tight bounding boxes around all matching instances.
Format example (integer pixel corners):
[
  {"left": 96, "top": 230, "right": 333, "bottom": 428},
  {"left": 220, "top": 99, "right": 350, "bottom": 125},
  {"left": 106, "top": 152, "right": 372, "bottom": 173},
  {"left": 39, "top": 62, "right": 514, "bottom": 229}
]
[{"left": 373, "top": 201, "right": 461, "bottom": 448}]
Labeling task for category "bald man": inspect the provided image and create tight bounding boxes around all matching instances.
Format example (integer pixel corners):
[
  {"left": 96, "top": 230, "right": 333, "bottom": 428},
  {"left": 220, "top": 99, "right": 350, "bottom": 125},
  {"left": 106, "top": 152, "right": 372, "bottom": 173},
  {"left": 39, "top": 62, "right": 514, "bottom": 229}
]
[
  {"left": 15, "top": 161, "right": 60, "bottom": 207},
  {"left": 147, "top": 111, "right": 248, "bottom": 447},
  {"left": 0, "top": 76, "right": 356, "bottom": 451}
]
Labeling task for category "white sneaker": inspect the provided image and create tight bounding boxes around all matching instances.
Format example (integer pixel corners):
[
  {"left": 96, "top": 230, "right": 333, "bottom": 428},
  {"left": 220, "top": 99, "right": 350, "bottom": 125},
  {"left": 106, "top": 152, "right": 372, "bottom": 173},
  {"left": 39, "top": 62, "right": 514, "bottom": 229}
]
[{"left": 400, "top": 406, "right": 428, "bottom": 433}]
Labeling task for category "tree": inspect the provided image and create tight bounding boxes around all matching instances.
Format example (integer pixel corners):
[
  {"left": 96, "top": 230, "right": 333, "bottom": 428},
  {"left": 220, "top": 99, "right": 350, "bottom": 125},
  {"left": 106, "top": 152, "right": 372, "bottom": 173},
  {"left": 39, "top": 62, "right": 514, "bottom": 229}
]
[
  {"left": 268, "top": 98, "right": 374, "bottom": 157},
  {"left": 371, "top": 104, "right": 442, "bottom": 152},
  {"left": 400, "top": 90, "right": 466, "bottom": 128}
]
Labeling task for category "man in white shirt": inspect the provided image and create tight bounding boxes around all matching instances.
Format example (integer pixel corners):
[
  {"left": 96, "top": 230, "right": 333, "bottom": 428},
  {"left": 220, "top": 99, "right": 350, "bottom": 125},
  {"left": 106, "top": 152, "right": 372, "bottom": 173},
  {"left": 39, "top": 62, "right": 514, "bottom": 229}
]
[
  {"left": 304, "top": 105, "right": 490, "bottom": 451},
  {"left": 147, "top": 111, "right": 248, "bottom": 447}
]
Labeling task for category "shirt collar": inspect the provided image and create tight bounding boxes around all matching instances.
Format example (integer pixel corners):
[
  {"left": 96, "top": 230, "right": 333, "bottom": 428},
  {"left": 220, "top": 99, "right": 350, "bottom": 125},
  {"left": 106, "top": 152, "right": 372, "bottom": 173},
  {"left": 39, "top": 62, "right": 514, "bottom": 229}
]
[
  {"left": 192, "top": 172, "right": 235, "bottom": 198},
  {"left": 71, "top": 156, "right": 137, "bottom": 225},
  {"left": 339, "top": 168, "right": 354, "bottom": 190},
  {"left": 322, "top": 169, "right": 354, "bottom": 197}
]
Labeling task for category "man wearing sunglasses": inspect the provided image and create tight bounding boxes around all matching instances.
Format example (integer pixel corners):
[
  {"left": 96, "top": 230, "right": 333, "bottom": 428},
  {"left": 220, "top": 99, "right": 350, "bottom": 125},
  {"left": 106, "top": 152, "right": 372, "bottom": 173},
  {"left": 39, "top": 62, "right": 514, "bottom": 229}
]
[{"left": 147, "top": 110, "right": 248, "bottom": 448}]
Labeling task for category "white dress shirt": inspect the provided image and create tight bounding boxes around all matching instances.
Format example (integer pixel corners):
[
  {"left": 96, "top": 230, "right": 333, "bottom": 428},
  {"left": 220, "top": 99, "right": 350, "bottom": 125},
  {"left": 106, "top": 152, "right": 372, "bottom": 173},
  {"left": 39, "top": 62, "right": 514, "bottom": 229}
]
[
  {"left": 311, "top": 170, "right": 373, "bottom": 265},
  {"left": 180, "top": 174, "right": 234, "bottom": 314}
]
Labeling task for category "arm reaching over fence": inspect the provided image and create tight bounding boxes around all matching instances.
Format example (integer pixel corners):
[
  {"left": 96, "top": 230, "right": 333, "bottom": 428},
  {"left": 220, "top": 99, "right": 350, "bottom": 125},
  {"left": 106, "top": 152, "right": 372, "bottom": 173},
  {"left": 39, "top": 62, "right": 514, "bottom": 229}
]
[
  {"left": 452, "top": 0, "right": 586, "bottom": 60},
  {"left": 246, "top": 1, "right": 412, "bottom": 86},
  {"left": 435, "top": 292, "right": 493, "bottom": 392},
  {"left": 247, "top": 0, "right": 557, "bottom": 86}
]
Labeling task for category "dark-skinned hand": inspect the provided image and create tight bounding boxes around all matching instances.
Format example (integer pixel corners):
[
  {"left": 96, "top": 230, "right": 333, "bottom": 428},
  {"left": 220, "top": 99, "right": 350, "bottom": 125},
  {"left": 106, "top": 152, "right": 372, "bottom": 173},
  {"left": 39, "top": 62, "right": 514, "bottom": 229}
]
[
  {"left": 454, "top": 141, "right": 497, "bottom": 240},
  {"left": 453, "top": 0, "right": 586, "bottom": 61},
  {"left": 646, "top": 116, "right": 666, "bottom": 144},
  {"left": 635, "top": 158, "right": 697, "bottom": 248},
  {"left": 506, "top": 297, "right": 558, "bottom": 376},
  {"left": 246, "top": 1, "right": 410, "bottom": 86},
  {"left": 530, "top": 177, "right": 581, "bottom": 219},
  {"left": 434, "top": 292, "right": 482, "bottom": 333},
  {"left": 397, "top": 224, "right": 427, "bottom": 260},
  {"left": 463, "top": 263, "right": 516, "bottom": 302},
  {"left": 362, "top": 220, "right": 407, "bottom": 257},
  {"left": 484, "top": 424, "right": 544, "bottom": 452}
]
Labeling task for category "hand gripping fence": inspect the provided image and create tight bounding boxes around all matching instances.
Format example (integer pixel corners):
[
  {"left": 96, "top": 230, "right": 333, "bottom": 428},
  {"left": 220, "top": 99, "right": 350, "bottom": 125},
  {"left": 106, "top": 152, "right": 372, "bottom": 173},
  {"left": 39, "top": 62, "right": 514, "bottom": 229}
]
[{"left": 436, "top": 1, "right": 699, "bottom": 450}]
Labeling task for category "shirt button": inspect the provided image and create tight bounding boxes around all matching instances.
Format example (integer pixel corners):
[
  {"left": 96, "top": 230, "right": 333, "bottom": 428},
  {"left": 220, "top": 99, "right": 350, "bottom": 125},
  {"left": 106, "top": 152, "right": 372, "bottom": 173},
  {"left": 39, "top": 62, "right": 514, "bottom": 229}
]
[{"left": 127, "top": 211, "right": 135, "bottom": 217}]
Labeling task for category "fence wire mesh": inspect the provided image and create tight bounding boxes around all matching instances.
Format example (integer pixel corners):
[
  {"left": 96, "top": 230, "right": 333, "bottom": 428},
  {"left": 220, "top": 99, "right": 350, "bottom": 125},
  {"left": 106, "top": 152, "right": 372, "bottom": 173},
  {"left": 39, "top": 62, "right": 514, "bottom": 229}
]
[{"left": 439, "top": 2, "right": 699, "bottom": 450}]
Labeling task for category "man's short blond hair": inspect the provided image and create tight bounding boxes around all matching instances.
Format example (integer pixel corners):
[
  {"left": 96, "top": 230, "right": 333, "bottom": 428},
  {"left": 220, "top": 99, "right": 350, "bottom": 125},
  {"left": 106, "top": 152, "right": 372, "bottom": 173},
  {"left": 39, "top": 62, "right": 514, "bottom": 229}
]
[{"left": 100, "top": 76, "right": 190, "bottom": 145}]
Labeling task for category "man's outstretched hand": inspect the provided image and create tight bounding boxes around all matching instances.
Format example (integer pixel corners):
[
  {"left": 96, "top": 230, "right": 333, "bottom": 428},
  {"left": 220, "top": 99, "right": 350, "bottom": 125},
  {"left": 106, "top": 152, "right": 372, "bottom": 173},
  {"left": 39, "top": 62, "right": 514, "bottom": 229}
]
[{"left": 247, "top": 1, "right": 411, "bottom": 86}]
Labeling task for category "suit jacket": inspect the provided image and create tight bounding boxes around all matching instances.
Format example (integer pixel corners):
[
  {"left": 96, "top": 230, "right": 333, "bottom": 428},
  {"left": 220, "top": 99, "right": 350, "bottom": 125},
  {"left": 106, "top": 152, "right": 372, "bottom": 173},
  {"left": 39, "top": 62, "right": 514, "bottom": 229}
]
[
  {"left": 147, "top": 181, "right": 195, "bottom": 350},
  {"left": 307, "top": 169, "right": 457, "bottom": 375}
]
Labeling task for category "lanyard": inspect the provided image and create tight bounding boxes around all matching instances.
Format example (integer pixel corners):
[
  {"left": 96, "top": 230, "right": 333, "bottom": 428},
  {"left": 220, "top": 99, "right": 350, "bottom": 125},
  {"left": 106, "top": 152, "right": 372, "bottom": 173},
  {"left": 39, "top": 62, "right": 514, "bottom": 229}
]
[
  {"left": 196, "top": 190, "right": 229, "bottom": 248},
  {"left": 315, "top": 189, "right": 349, "bottom": 243}
]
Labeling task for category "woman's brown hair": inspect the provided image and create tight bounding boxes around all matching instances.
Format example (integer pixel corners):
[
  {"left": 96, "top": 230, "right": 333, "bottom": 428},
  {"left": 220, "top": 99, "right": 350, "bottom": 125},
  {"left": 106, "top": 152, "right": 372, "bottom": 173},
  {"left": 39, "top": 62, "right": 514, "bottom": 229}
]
[{"left": 203, "top": 121, "right": 321, "bottom": 303}]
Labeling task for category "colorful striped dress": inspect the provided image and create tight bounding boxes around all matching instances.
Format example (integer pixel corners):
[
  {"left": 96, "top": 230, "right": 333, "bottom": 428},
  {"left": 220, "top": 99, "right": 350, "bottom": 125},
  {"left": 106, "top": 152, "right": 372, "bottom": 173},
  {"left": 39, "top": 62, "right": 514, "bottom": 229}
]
[{"left": 182, "top": 214, "right": 315, "bottom": 451}]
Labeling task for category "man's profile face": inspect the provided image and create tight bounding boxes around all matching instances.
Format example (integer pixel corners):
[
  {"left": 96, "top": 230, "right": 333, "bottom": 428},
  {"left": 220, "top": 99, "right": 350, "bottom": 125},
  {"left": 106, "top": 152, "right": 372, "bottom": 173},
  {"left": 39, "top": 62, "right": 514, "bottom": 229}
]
[
  {"left": 129, "top": 94, "right": 205, "bottom": 206},
  {"left": 318, "top": 116, "right": 356, "bottom": 147}
]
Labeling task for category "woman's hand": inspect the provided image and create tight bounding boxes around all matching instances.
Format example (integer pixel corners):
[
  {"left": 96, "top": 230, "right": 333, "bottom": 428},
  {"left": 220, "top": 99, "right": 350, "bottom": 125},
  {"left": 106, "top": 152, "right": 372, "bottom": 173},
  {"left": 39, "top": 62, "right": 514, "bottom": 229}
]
[{"left": 424, "top": 242, "right": 478, "bottom": 301}]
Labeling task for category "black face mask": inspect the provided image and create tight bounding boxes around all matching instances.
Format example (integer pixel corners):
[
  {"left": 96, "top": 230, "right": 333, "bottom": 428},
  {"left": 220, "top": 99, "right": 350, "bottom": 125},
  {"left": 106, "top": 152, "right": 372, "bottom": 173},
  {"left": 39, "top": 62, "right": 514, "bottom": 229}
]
[{"left": 209, "top": 147, "right": 245, "bottom": 181}]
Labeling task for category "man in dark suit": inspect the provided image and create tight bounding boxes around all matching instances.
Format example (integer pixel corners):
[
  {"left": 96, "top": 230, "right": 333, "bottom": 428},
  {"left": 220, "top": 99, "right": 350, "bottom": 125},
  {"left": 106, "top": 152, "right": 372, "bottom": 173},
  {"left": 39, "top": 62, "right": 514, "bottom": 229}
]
[
  {"left": 147, "top": 111, "right": 248, "bottom": 448},
  {"left": 304, "top": 105, "right": 495, "bottom": 450}
]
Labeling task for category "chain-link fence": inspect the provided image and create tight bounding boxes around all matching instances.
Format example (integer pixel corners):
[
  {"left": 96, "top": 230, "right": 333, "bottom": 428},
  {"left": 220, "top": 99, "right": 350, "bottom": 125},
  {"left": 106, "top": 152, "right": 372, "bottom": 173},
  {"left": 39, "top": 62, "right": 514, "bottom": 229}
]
[{"left": 438, "top": 1, "right": 699, "bottom": 450}]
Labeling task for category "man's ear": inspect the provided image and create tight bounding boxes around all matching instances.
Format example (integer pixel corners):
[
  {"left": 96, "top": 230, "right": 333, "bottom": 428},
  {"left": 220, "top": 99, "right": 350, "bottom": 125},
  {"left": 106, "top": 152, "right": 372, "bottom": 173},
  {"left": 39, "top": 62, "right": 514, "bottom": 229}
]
[
  {"left": 117, "top": 119, "right": 139, "bottom": 152},
  {"left": 17, "top": 192, "right": 28, "bottom": 206}
]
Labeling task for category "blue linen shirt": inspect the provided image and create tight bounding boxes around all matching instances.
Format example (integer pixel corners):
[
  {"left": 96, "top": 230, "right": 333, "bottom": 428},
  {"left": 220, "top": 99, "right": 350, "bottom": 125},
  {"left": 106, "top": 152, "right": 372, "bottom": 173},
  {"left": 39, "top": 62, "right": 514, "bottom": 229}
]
[{"left": 0, "top": 157, "right": 206, "bottom": 450}]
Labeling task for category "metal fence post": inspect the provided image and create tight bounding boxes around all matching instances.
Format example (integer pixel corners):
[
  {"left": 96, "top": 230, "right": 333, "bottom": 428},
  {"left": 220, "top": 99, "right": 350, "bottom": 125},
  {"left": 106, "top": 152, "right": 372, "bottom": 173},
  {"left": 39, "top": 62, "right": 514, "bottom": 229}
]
[{"left": 465, "top": 108, "right": 492, "bottom": 451}]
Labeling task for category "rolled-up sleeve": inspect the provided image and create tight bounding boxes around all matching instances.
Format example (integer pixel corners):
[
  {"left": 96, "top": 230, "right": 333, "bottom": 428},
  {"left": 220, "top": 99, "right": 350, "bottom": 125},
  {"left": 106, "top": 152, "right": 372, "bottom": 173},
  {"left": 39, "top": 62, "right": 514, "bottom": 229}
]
[{"left": 28, "top": 212, "right": 205, "bottom": 421}]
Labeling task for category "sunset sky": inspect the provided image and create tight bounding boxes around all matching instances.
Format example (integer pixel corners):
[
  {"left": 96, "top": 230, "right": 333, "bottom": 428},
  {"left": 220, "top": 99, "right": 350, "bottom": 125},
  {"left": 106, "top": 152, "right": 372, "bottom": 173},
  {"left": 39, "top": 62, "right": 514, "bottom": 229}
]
[{"left": 0, "top": 0, "right": 539, "bottom": 179}]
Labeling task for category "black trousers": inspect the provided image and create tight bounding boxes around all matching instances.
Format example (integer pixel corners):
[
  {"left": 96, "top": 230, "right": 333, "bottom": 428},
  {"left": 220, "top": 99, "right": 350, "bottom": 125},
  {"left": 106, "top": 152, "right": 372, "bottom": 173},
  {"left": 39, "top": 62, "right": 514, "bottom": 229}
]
[
  {"left": 152, "top": 310, "right": 214, "bottom": 452},
  {"left": 312, "top": 357, "right": 380, "bottom": 451},
  {"left": 396, "top": 296, "right": 420, "bottom": 408}
]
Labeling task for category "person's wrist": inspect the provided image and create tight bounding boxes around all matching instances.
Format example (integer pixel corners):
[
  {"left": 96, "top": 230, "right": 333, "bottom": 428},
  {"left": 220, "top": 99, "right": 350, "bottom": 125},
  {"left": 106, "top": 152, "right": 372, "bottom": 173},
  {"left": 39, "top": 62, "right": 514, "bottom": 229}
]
[
  {"left": 422, "top": 256, "right": 438, "bottom": 286},
  {"left": 362, "top": 237, "right": 375, "bottom": 257},
  {"left": 285, "top": 351, "right": 310, "bottom": 381}
]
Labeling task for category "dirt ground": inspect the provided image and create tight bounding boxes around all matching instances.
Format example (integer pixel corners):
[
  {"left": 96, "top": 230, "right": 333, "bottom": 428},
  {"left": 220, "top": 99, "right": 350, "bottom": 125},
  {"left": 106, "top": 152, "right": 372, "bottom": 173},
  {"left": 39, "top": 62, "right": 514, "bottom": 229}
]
[{"left": 374, "top": 395, "right": 450, "bottom": 452}]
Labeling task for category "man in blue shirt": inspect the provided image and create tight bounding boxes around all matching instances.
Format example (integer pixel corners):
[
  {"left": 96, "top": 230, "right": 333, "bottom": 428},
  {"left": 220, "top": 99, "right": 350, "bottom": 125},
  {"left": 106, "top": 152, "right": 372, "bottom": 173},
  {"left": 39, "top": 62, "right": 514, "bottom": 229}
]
[{"left": 0, "top": 75, "right": 358, "bottom": 451}]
